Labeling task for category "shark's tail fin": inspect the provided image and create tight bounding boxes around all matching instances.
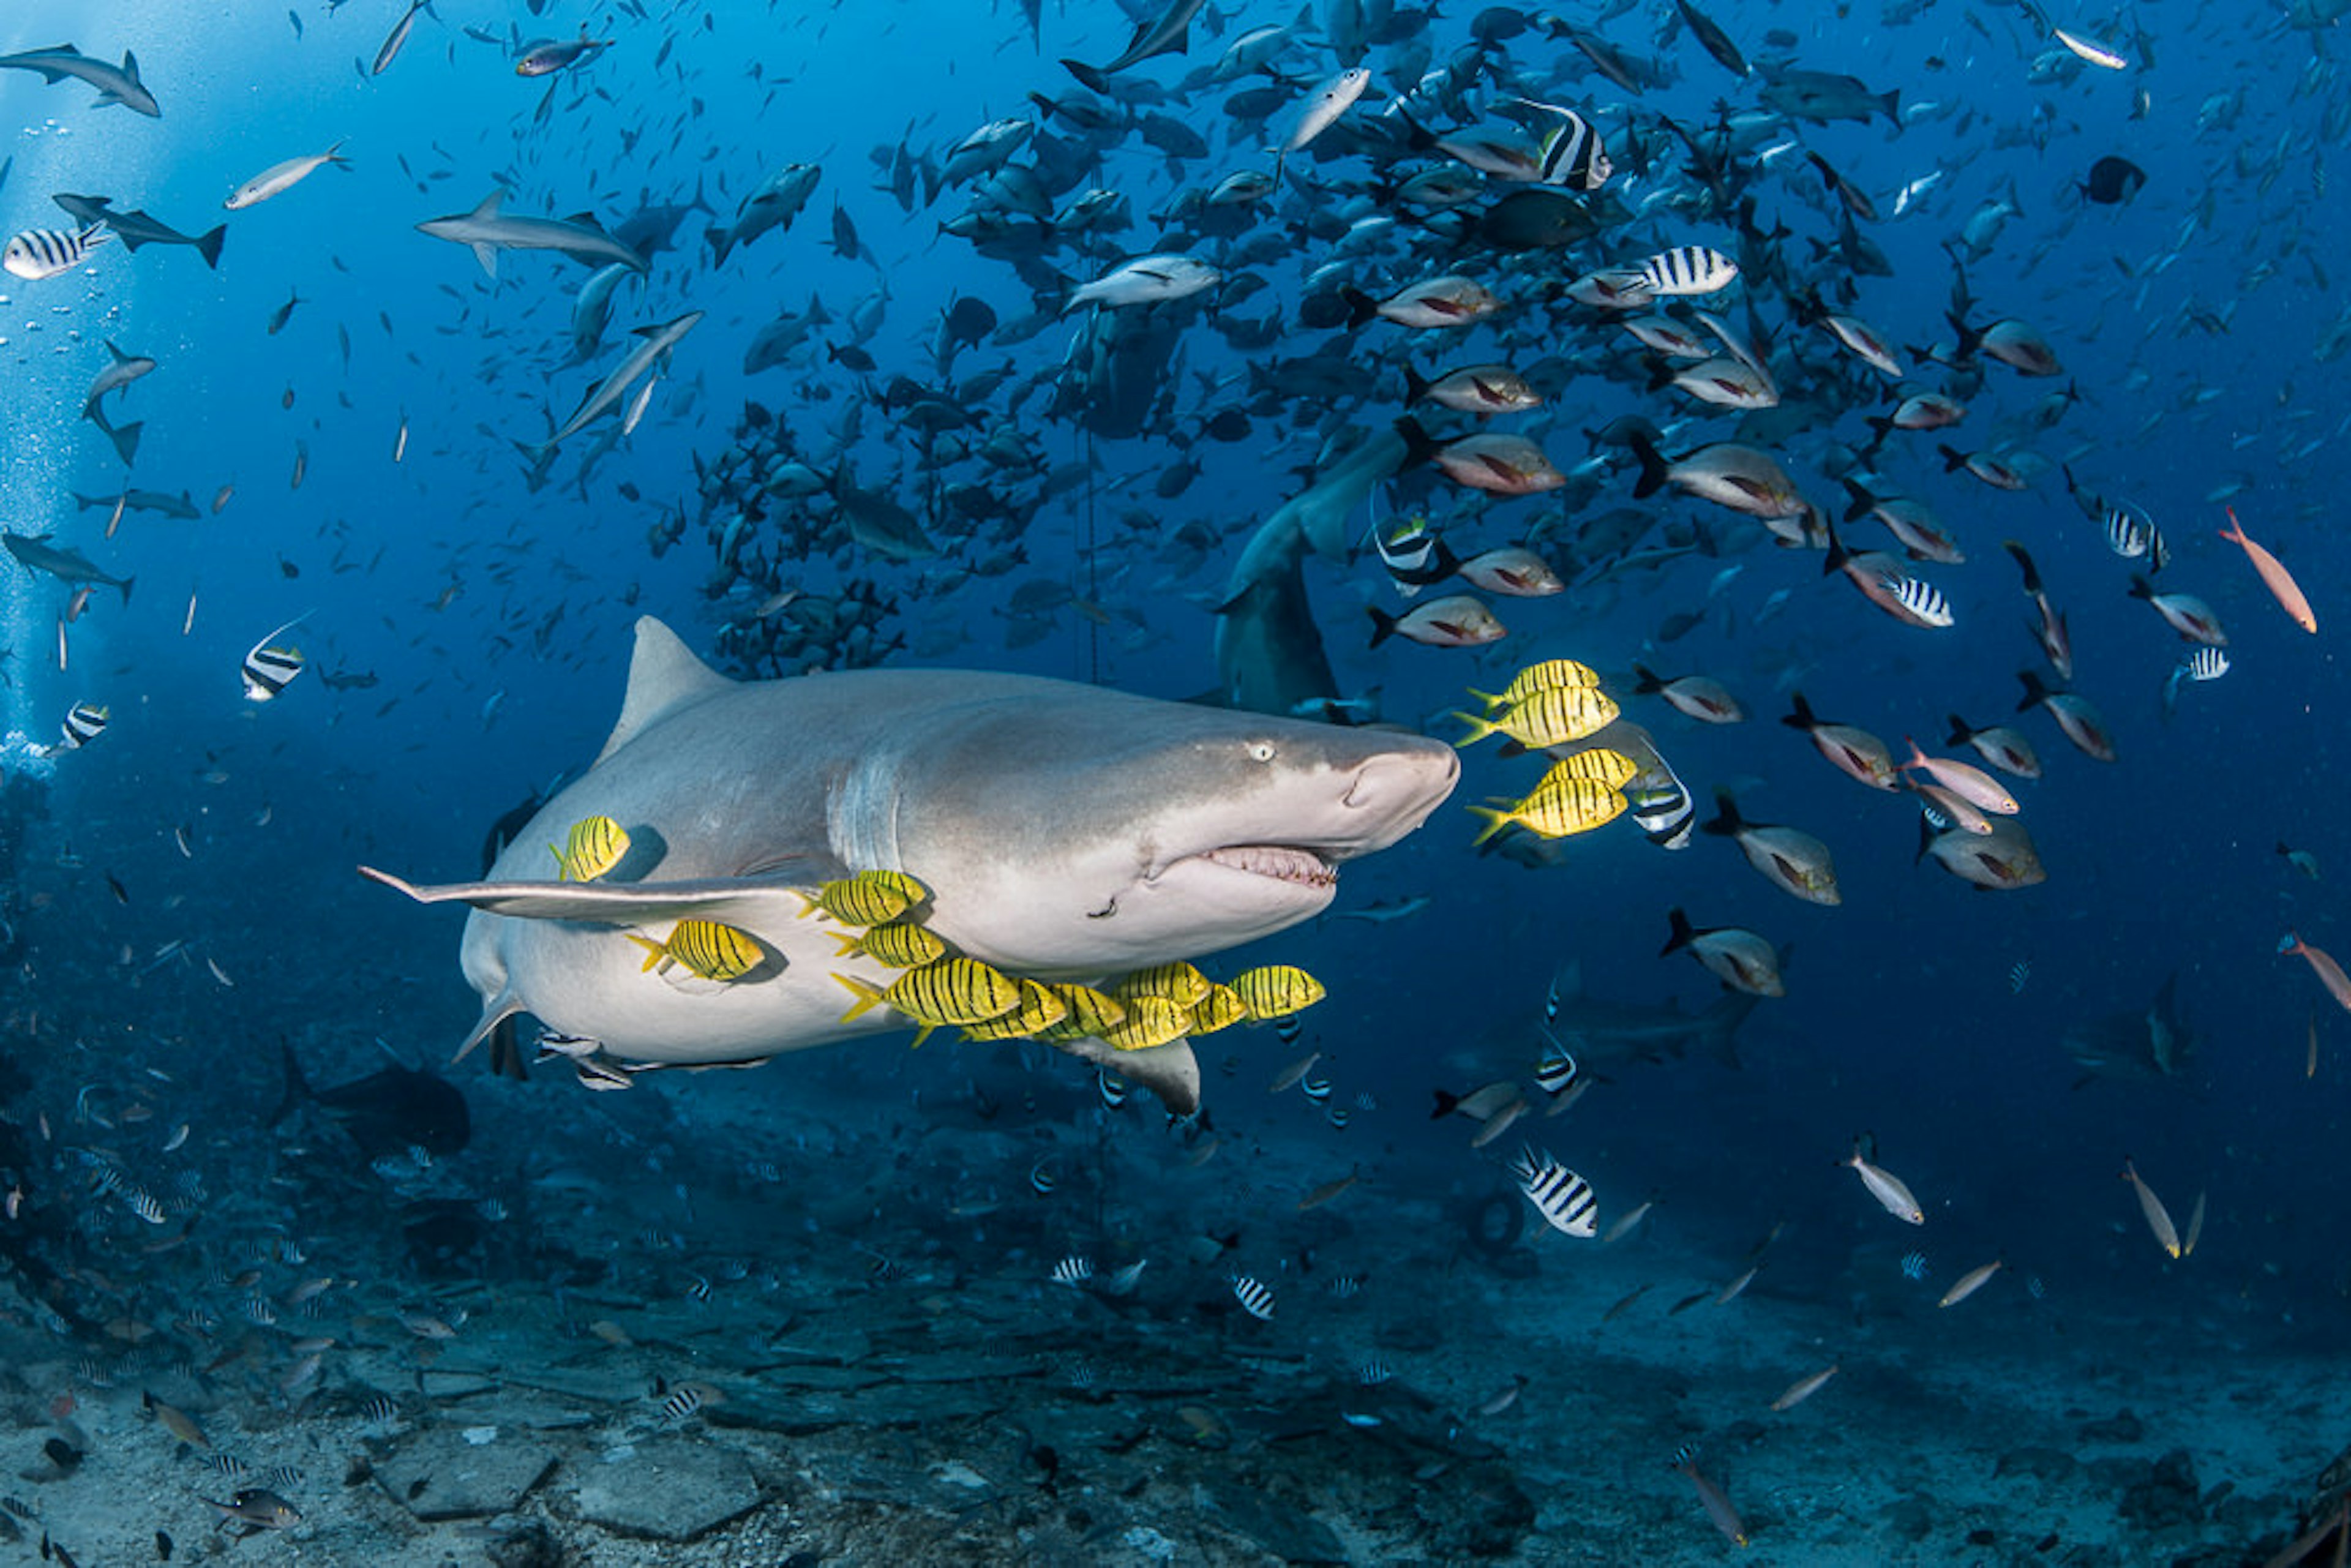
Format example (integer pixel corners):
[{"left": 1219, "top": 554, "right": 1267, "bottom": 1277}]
[{"left": 1693, "top": 991, "right": 1760, "bottom": 1068}]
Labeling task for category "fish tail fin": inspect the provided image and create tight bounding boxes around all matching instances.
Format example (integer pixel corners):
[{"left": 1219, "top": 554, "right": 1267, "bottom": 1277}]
[
  {"left": 1059, "top": 58, "right": 1108, "bottom": 92},
  {"left": 1660, "top": 906, "right": 1695, "bottom": 956},
  {"left": 269, "top": 1038, "right": 312, "bottom": 1128},
  {"left": 118, "top": 574, "right": 135, "bottom": 606},
  {"left": 1631, "top": 662, "right": 1662, "bottom": 694},
  {"left": 1697, "top": 992, "right": 1758, "bottom": 1068},
  {"left": 624, "top": 932, "right": 668, "bottom": 972},
  {"left": 2217, "top": 508, "right": 2245, "bottom": 544},
  {"left": 1782, "top": 691, "right": 1815, "bottom": 730},
  {"left": 1390, "top": 413, "right": 1439, "bottom": 468},
  {"left": 1944, "top": 713, "right": 1974, "bottom": 746},
  {"left": 829, "top": 931, "right": 866, "bottom": 957},
  {"left": 1401, "top": 362, "right": 1431, "bottom": 406},
  {"left": 1430, "top": 1089, "right": 1461, "bottom": 1119},
  {"left": 1935, "top": 443, "right": 1967, "bottom": 472},
  {"left": 1464, "top": 686, "right": 1504, "bottom": 711},
  {"left": 1366, "top": 605, "right": 1398, "bottom": 649},
  {"left": 194, "top": 224, "right": 227, "bottom": 269},
  {"left": 1465, "top": 803, "right": 1514, "bottom": 847},
  {"left": 1629, "top": 430, "right": 1669, "bottom": 498},
  {"left": 836, "top": 971, "right": 887, "bottom": 1022},
  {"left": 1449, "top": 710, "right": 1497, "bottom": 748},
  {"left": 1700, "top": 788, "right": 1744, "bottom": 838},
  {"left": 1340, "top": 287, "right": 1380, "bottom": 329},
  {"left": 2126, "top": 573, "right": 2153, "bottom": 601},
  {"left": 2015, "top": 670, "right": 2049, "bottom": 711}
]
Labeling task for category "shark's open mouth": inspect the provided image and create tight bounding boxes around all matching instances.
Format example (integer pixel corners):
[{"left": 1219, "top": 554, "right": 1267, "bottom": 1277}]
[{"left": 1196, "top": 845, "right": 1337, "bottom": 888}]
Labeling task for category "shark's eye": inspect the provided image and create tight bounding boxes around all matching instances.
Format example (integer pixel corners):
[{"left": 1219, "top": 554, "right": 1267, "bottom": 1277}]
[{"left": 1247, "top": 741, "right": 1275, "bottom": 763}]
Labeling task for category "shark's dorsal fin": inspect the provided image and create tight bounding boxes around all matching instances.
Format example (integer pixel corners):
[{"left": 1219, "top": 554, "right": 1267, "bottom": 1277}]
[{"left": 596, "top": 617, "right": 732, "bottom": 763}]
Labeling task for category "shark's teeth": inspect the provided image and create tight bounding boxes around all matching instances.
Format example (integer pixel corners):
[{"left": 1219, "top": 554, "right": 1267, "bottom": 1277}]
[{"left": 1202, "top": 846, "right": 1335, "bottom": 888}]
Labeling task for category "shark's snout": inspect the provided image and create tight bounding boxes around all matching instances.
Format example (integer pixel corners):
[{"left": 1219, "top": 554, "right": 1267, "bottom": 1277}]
[{"left": 1337, "top": 743, "right": 1460, "bottom": 849}]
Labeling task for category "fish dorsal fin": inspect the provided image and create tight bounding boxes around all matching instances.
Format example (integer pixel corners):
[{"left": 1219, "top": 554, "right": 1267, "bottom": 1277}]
[
  {"left": 596, "top": 617, "right": 732, "bottom": 763},
  {"left": 471, "top": 189, "right": 506, "bottom": 219}
]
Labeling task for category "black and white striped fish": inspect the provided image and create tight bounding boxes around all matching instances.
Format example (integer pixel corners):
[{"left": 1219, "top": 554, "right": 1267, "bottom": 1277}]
[
  {"left": 1370, "top": 515, "right": 1461, "bottom": 599},
  {"left": 1028, "top": 1158, "right": 1057, "bottom": 1197},
  {"left": 2103, "top": 501, "right": 2168, "bottom": 568},
  {"left": 240, "top": 618, "right": 307, "bottom": 701},
  {"left": 1629, "top": 757, "right": 1697, "bottom": 850},
  {"left": 1231, "top": 1275, "right": 1276, "bottom": 1321},
  {"left": 1635, "top": 245, "right": 1738, "bottom": 298},
  {"left": 1300, "top": 1072, "right": 1332, "bottom": 1103},
  {"left": 52, "top": 701, "right": 110, "bottom": 752},
  {"left": 2177, "top": 646, "right": 2229, "bottom": 681},
  {"left": 658, "top": 1384, "right": 703, "bottom": 1422},
  {"left": 358, "top": 1394, "right": 400, "bottom": 1425},
  {"left": 126, "top": 1189, "right": 167, "bottom": 1224},
  {"left": 1507, "top": 97, "right": 1611, "bottom": 190},
  {"left": 1095, "top": 1067, "right": 1130, "bottom": 1111},
  {"left": 1511, "top": 1146, "right": 1599, "bottom": 1236},
  {"left": 1877, "top": 572, "right": 1955, "bottom": 628},
  {"left": 3, "top": 222, "right": 110, "bottom": 281},
  {"left": 1050, "top": 1255, "right": 1093, "bottom": 1287}
]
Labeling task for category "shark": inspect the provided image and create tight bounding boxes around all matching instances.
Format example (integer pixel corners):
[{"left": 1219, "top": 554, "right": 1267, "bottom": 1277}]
[
  {"left": 363, "top": 617, "right": 1457, "bottom": 1114},
  {"left": 1212, "top": 426, "right": 1408, "bottom": 717},
  {"left": 415, "top": 190, "right": 648, "bottom": 279},
  {"left": 533, "top": 310, "right": 702, "bottom": 456},
  {"left": 2061, "top": 972, "right": 2196, "bottom": 1086},
  {"left": 52, "top": 194, "right": 225, "bottom": 269},
  {"left": 0, "top": 44, "right": 160, "bottom": 117},
  {"left": 1503, "top": 961, "right": 1760, "bottom": 1073},
  {"left": 3, "top": 531, "right": 133, "bottom": 604},
  {"left": 1060, "top": 0, "right": 1207, "bottom": 92}
]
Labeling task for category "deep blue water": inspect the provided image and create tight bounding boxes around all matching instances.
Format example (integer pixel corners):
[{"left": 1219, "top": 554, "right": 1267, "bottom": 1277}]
[{"left": 2, "top": 0, "right": 2349, "bottom": 1556}]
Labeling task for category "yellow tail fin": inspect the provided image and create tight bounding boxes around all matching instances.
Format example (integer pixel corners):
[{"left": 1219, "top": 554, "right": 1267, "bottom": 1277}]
[
  {"left": 835, "top": 971, "right": 887, "bottom": 1023},
  {"left": 1450, "top": 710, "right": 1499, "bottom": 749},
  {"left": 1466, "top": 803, "right": 1515, "bottom": 849}
]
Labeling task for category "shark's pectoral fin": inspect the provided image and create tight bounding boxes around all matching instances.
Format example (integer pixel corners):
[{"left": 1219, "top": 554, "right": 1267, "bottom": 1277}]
[
  {"left": 455, "top": 987, "right": 528, "bottom": 1065},
  {"left": 470, "top": 242, "right": 498, "bottom": 278},
  {"left": 1040, "top": 1032, "right": 1201, "bottom": 1116},
  {"left": 359, "top": 865, "right": 809, "bottom": 931}
]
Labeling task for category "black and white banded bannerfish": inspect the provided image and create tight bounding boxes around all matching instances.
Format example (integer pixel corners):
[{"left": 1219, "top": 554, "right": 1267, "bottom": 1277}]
[
  {"left": 40, "top": 702, "right": 110, "bottom": 756},
  {"left": 1510, "top": 1146, "right": 1599, "bottom": 1236},
  {"left": 240, "top": 626, "right": 307, "bottom": 702},
  {"left": 1049, "top": 1255, "right": 1094, "bottom": 1288},
  {"left": 3, "top": 222, "right": 110, "bottom": 281}
]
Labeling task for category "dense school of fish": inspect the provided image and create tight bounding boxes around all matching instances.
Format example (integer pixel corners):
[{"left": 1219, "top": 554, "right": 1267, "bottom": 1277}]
[{"left": 2, "top": 0, "right": 2351, "bottom": 1556}]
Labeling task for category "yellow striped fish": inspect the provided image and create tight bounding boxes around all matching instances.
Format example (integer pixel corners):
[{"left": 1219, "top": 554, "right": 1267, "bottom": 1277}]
[
  {"left": 1188, "top": 983, "right": 1251, "bottom": 1036},
  {"left": 1465, "top": 658, "right": 1602, "bottom": 711},
  {"left": 1230, "top": 964, "right": 1326, "bottom": 1021},
  {"left": 1451, "top": 684, "right": 1620, "bottom": 749},
  {"left": 797, "top": 869, "right": 929, "bottom": 926},
  {"left": 958, "top": 980, "right": 1073, "bottom": 1041},
  {"left": 1111, "top": 961, "right": 1213, "bottom": 1009},
  {"left": 626, "top": 919, "right": 763, "bottom": 981},
  {"left": 1468, "top": 778, "right": 1627, "bottom": 846},
  {"left": 836, "top": 956, "right": 1021, "bottom": 1045},
  {"left": 1035, "top": 984, "right": 1128, "bottom": 1041},
  {"left": 830, "top": 920, "right": 949, "bottom": 969},
  {"left": 549, "top": 815, "right": 629, "bottom": 882},
  {"left": 1535, "top": 747, "right": 1640, "bottom": 790},
  {"left": 1098, "top": 994, "right": 1191, "bottom": 1052}
]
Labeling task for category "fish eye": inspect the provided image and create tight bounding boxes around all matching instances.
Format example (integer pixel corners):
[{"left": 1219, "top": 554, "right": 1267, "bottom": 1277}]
[{"left": 1247, "top": 741, "right": 1276, "bottom": 763}]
